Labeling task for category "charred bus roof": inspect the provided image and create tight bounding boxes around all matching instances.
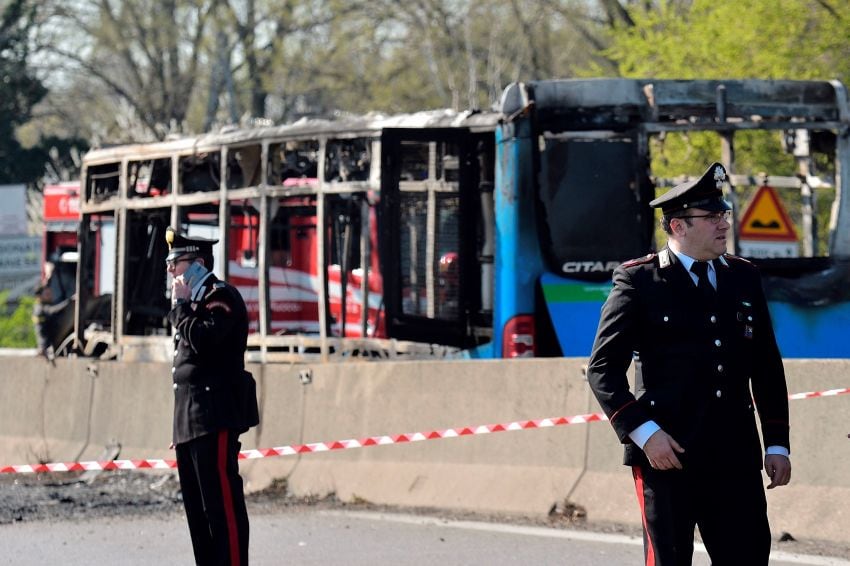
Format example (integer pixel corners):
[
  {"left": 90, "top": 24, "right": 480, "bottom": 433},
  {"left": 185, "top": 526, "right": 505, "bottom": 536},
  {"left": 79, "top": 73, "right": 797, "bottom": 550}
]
[
  {"left": 500, "top": 79, "right": 849, "bottom": 131},
  {"left": 83, "top": 109, "right": 500, "bottom": 166}
]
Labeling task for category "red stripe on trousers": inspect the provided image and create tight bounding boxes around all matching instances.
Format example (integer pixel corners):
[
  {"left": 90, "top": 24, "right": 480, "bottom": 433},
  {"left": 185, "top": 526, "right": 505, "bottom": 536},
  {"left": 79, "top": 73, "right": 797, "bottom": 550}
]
[
  {"left": 632, "top": 466, "right": 656, "bottom": 566},
  {"left": 218, "top": 430, "right": 241, "bottom": 566}
]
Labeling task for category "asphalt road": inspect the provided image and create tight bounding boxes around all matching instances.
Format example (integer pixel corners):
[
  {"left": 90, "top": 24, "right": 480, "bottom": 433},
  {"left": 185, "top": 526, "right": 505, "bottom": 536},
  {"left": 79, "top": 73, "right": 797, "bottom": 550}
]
[{"left": 0, "top": 507, "right": 847, "bottom": 566}]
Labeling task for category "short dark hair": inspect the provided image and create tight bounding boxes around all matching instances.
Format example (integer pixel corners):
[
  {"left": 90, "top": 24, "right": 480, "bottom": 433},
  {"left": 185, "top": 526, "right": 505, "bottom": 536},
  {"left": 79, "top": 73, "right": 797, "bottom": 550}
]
[
  {"left": 199, "top": 252, "right": 214, "bottom": 271},
  {"left": 661, "top": 215, "right": 693, "bottom": 235}
]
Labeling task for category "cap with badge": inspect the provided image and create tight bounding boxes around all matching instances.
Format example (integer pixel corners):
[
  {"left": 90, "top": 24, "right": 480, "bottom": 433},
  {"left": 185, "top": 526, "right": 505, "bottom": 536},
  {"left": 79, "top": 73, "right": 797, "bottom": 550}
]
[
  {"left": 165, "top": 226, "right": 219, "bottom": 262},
  {"left": 650, "top": 162, "right": 732, "bottom": 215}
]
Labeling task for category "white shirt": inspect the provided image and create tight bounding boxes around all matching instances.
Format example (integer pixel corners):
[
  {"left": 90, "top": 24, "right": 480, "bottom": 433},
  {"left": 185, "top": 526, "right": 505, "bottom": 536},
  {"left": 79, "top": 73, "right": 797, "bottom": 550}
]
[{"left": 190, "top": 272, "right": 214, "bottom": 302}]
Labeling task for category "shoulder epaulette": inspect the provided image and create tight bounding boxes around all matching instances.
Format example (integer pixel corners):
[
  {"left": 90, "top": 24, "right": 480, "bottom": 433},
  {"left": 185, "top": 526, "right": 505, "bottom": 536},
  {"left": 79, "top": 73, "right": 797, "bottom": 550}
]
[
  {"left": 621, "top": 253, "right": 657, "bottom": 268},
  {"left": 203, "top": 281, "right": 228, "bottom": 300},
  {"left": 722, "top": 253, "right": 753, "bottom": 266}
]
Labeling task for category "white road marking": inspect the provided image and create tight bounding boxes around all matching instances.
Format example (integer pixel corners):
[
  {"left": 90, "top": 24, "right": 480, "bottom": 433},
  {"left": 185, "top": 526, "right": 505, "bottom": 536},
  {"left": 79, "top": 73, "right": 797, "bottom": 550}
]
[{"left": 321, "top": 510, "right": 850, "bottom": 566}]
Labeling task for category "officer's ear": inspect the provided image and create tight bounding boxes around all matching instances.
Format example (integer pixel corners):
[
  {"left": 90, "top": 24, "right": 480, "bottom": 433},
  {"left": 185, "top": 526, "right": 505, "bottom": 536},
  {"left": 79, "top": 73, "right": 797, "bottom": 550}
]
[{"left": 194, "top": 257, "right": 206, "bottom": 267}]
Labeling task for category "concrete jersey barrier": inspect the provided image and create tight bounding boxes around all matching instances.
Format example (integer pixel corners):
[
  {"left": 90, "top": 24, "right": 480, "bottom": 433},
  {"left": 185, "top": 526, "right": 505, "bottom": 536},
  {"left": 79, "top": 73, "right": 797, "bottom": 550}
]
[{"left": 0, "top": 356, "right": 848, "bottom": 545}]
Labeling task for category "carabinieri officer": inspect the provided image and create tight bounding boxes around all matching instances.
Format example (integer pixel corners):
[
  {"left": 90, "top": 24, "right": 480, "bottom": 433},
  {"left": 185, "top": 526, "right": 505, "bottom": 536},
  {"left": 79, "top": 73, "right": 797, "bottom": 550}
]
[
  {"left": 166, "top": 227, "right": 259, "bottom": 566},
  {"left": 586, "top": 163, "right": 791, "bottom": 565}
]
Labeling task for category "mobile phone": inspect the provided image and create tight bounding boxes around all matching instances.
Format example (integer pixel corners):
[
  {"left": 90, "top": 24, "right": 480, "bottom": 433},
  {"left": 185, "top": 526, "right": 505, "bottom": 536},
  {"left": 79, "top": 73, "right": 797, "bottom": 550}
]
[{"left": 181, "top": 261, "right": 209, "bottom": 288}]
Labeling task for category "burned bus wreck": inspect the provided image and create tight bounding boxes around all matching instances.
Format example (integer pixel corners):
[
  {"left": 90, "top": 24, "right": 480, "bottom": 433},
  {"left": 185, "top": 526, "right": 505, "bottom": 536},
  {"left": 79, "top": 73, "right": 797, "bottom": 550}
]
[
  {"left": 71, "top": 78, "right": 850, "bottom": 363},
  {"left": 497, "top": 78, "right": 850, "bottom": 358},
  {"left": 73, "top": 111, "right": 499, "bottom": 362}
]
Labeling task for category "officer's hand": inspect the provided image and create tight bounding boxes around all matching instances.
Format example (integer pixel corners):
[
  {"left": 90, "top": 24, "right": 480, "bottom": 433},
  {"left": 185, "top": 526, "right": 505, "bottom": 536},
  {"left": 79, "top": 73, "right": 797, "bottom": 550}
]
[
  {"left": 765, "top": 454, "right": 791, "bottom": 489},
  {"left": 643, "top": 430, "right": 685, "bottom": 470},
  {"left": 169, "top": 442, "right": 175, "bottom": 450},
  {"left": 171, "top": 276, "right": 191, "bottom": 306}
]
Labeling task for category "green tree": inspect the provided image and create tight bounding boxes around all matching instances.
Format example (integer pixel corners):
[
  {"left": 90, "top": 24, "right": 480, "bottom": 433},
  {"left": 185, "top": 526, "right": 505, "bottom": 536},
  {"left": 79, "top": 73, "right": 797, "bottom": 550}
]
[
  {"left": 0, "top": 0, "right": 47, "bottom": 183},
  {"left": 0, "top": 292, "right": 36, "bottom": 348},
  {"left": 605, "top": 0, "right": 850, "bottom": 83},
  {"left": 601, "top": 0, "right": 850, "bottom": 175},
  {"left": 599, "top": 0, "right": 850, "bottom": 255}
]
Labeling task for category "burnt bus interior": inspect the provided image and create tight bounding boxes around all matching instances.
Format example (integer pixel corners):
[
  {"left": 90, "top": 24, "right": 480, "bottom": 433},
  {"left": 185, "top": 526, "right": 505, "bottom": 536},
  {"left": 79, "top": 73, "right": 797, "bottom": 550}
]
[
  {"left": 74, "top": 115, "right": 496, "bottom": 361},
  {"left": 517, "top": 80, "right": 850, "bottom": 306},
  {"left": 536, "top": 134, "right": 654, "bottom": 283},
  {"left": 70, "top": 83, "right": 850, "bottom": 361},
  {"left": 379, "top": 128, "right": 495, "bottom": 349}
]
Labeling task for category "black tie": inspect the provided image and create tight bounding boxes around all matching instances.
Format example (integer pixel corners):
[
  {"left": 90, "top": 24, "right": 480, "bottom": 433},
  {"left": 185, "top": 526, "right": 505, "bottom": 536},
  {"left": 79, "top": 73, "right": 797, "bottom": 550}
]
[{"left": 691, "top": 261, "right": 715, "bottom": 297}]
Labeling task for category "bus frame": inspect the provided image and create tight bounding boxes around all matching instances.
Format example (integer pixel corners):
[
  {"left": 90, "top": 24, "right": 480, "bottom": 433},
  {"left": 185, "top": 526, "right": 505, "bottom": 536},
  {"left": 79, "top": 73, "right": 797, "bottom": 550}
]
[{"left": 72, "top": 78, "right": 850, "bottom": 363}]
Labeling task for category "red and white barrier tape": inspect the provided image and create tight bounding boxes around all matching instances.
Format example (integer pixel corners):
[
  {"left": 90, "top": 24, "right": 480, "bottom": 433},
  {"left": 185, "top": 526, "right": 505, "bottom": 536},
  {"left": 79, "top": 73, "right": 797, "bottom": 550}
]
[
  {"left": 788, "top": 387, "right": 850, "bottom": 400},
  {"left": 3, "top": 387, "right": 848, "bottom": 475}
]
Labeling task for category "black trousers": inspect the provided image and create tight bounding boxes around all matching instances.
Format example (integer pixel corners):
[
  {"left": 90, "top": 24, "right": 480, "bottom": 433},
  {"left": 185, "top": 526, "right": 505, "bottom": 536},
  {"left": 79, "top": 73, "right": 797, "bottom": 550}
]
[
  {"left": 632, "top": 463, "right": 770, "bottom": 566},
  {"left": 176, "top": 430, "right": 249, "bottom": 566}
]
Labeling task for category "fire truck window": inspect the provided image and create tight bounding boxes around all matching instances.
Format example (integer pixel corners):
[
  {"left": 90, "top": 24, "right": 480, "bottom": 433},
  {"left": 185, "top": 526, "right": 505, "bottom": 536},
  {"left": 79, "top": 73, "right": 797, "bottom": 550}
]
[
  {"left": 325, "top": 139, "right": 370, "bottom": 182},
  {"left": 232, "top": 203, "right": 260, "bottom": 268},
  {"left": 86, "top": 163, "right": 120, "bottom": 203},
  {"left": 268, "top": 141, "right": 319, "bottom": 186},
  {"left": 328, "top": 196, "right": 363, "bottom": 269},
  {"left": 268, "top": 198, "right": 320, "bottom": 335},
  {"left": 128, "top": 158, "right": 172, "bottom": 197},
  {"left": 179, "top": 153, "right": 220, "bottom": 193},
  {"left": 226, "top": 145, "right": 262, "bottom": 189},
  {"left": 324, "top": 193, "right": 380, "bottom": 338},
  {"left": 228, "top": 202, "right": 261, "bottom": 335}
]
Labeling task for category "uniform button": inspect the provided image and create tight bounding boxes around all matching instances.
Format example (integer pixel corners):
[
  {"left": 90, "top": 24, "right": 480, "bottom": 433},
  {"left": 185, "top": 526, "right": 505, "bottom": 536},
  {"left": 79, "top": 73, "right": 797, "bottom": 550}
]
[
  {"left": 173, "top": 350, "right": 178, "bottom": 357},
  {"left": 173, "top": 383, "right": 178, "bottom": 390},
  {"left": 650, "top": 400, "right": 655, "bottom": 407},
  {"left": 716, "top": 389, "right": 722, "bottom": 398},
  {"left": 175, "top": 333, "right": 180, "bottom": 341},
  {"left": 204, "top": 386, "right": 211, "bottom": 392},
  {"left": 747, "top": 316, "right": 753, "bottom": 322},
  {"left": 710, "top": 315, "right": 717, "bottom": 323},
  {"left": 663, "top": 316, "right": 669, "bottom": 322},
  {"left": 717, "top": 364, "right": 724, "bottom": 372},
  {"left": 171, "top": 367, "right": 176, "bottom": 374},
  {"left": 715, "top": 339, "right": 722, "bottom": 347}
]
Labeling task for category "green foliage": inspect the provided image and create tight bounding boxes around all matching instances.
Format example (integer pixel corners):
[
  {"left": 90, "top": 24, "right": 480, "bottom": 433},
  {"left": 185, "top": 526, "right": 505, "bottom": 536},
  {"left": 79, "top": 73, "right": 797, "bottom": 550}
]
[
  {"left": 603, "top": 0, "right": 850, "bottom": 173},
  {"left": 0, "top": 291, "right": 37, "bottom": 348},
  {"left": 605, "top": 0, "right": 850, "bottom": 82},
  {"left": 600, "top": 0, "right": 848, "bottom": 257}
]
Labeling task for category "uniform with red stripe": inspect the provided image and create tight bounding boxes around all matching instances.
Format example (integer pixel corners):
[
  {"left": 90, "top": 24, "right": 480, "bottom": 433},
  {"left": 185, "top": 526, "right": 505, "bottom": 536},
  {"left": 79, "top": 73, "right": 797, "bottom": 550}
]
[{"left": 167, "top": 228, "right": 258, "bottom": 566}]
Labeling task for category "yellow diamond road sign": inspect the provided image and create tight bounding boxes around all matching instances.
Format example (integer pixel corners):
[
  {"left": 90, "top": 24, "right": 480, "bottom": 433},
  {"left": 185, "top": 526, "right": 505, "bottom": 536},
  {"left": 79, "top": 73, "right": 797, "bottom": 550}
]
[
  {"left": 738, "top": 186, "right": 797, "bottom": 241},
  {"left": 738, "top": 185, "right": 798, "bottom": 258}
]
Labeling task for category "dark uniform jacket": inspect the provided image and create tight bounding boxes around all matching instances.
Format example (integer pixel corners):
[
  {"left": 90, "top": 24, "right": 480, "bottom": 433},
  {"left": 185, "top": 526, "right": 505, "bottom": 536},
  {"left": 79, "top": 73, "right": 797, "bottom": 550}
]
[
  {"left": 168, "top": 274, "right": 259, "bottom": 445},
  {"left": 587, "top": 247, "right": 790, "bottom": 469}
]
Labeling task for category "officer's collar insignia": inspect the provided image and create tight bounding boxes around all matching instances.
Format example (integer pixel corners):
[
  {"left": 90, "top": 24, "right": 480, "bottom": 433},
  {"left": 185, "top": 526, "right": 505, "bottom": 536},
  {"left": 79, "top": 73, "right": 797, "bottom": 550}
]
[
  {"left": 718, "top": 255, "right": 729, "bottom": 268},
  {"left": 658, "top": 248, "right": 672, "bottom": 268}
]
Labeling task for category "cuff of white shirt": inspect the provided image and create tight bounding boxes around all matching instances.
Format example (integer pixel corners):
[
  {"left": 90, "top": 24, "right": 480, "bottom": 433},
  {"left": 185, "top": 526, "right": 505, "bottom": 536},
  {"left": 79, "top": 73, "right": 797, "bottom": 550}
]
[
  {"left": 629, "top": 421, "right": 661, "bottom": 450},
  {"left": 765, "top": 445, "right": 789, "bottom": 457}
]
